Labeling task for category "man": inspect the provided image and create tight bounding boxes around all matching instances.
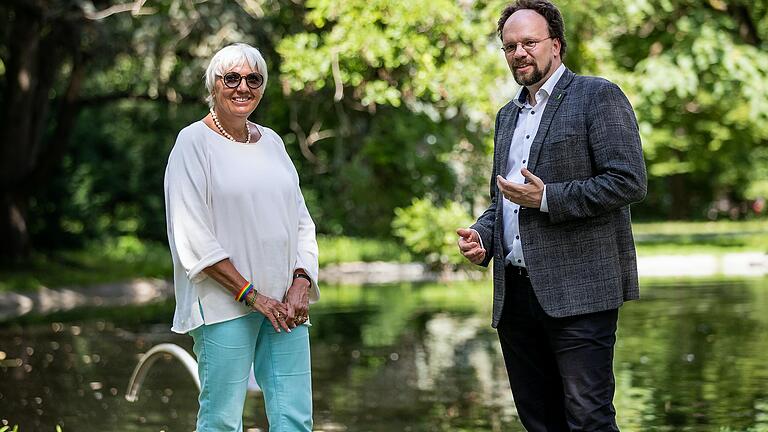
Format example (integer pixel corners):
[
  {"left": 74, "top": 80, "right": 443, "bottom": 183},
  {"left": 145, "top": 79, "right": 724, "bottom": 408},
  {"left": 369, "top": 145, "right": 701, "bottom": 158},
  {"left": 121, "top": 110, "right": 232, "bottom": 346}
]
[{"left": 456, "top": 1, "right": 647, "bottom": 431}]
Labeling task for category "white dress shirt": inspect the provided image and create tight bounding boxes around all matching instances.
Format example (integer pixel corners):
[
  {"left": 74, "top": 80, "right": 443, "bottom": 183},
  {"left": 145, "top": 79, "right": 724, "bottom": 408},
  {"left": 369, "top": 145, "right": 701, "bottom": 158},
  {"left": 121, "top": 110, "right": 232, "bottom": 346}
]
[
  {"left": 164, "top": 121, "right": 320, "bottom": 334},
  {"left": 502, "top": 63, "right": 566, "bottom": 267}
]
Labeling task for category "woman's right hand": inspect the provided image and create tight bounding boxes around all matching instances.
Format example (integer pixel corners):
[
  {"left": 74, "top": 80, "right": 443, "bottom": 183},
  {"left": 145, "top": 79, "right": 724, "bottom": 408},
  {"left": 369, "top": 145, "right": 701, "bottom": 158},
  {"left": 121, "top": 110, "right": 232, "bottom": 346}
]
[{"left": 248, "top": 292, "right": 292, "bottom": 333}]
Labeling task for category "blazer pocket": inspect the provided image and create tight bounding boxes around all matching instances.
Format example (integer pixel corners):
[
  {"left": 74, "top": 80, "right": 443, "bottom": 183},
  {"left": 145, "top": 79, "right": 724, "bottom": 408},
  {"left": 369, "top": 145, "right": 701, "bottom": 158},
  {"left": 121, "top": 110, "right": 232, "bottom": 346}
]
[
  {"left": 538, "top": 135, "right": 592, "bottom": 180},
  {"left": 562, "top": 213, "right": 612, "bottom": 232}
]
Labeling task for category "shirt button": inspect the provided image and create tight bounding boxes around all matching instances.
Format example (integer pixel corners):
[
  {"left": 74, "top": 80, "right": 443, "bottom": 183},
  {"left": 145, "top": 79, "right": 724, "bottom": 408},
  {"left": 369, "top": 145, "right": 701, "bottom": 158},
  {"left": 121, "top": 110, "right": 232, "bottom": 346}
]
[
  {"left": 514, "top": 209, "right": 518, "bottom": 214},
  {"left": 526, "top": 135, "right": 530, "bottom": 139},
  {"left": 531, "top": 110, "right": 535, "bottom": 114},
  {"left": 517, "top": 259, "right": 522, "bottom": 263},
  {"left": 522, "top": 160, "right": 526, "bottom": 164},
  {"left": 516, "top": 235, "right": 520, "bottom": 239}
]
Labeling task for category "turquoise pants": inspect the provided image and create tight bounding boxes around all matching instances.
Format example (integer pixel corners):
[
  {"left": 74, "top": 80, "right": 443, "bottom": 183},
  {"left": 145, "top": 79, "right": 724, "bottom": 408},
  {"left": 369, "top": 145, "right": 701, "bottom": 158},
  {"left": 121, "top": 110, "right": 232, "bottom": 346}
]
[{"left": 190, "top": 312, "right": 313, "bottom": 432}]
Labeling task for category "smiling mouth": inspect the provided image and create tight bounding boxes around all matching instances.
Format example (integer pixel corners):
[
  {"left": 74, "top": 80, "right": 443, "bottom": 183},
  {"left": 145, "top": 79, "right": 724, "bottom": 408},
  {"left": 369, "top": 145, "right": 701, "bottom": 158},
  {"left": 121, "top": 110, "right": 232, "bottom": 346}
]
[{"left": 232, "top": 96, "right": 252, "bottom": 102}]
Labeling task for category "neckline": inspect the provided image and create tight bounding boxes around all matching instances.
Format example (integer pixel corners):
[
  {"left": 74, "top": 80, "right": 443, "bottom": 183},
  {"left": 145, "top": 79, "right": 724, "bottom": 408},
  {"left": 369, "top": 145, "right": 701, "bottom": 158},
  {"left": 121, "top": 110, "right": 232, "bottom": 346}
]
[{"left": 198, "top": 120, "right": 264, "bottom": 146}]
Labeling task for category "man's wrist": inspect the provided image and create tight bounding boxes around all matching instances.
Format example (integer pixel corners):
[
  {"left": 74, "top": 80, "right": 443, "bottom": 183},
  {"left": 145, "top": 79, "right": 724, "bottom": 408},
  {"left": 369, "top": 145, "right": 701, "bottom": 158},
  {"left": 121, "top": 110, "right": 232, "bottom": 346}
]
[{"left": 471, "top": 228, "right": 485, "bottom": 250}]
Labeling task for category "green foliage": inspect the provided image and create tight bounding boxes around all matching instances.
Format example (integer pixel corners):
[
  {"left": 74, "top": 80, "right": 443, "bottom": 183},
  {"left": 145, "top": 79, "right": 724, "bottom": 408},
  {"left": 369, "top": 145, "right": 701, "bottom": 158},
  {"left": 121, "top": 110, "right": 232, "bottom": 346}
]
[
  {"left": 3, "top": 0, "right": 768, "bottom": 262},
  {"left": 275, "top": 0, "right": 503, "bottom": 236},
  {"left": 561, "top": 0, "right": 768, "bottom": 217},
  {"left": 392, "top": 198, "right": 475, "bottom": 269}
]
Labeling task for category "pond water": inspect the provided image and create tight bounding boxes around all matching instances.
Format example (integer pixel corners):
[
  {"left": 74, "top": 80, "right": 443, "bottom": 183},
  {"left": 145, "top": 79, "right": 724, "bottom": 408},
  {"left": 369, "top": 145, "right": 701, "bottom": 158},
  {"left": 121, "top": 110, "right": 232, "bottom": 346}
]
[{"left": 1, "top": 278, "right": 768, "bottom": 432}]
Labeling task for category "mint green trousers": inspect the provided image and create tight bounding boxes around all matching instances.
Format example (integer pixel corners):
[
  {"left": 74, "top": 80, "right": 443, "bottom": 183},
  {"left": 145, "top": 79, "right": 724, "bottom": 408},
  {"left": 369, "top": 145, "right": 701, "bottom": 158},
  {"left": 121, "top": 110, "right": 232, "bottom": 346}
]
[{"left": 190, "top": 312, "right": 313, "bottom": 432}]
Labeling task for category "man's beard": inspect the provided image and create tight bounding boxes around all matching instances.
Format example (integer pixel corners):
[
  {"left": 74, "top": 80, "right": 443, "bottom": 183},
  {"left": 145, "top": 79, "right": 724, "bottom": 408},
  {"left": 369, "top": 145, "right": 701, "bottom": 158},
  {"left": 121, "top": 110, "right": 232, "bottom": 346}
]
[{"left": 513, "top": 58, "right": 552, "bottom": 87}]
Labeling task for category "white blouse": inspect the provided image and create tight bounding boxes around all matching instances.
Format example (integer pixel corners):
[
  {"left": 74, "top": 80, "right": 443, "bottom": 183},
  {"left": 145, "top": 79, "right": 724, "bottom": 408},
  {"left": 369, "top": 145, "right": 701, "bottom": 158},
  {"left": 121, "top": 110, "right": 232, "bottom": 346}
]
[{"left": 164, "top": 121, "right": 319, "bottom": 334}]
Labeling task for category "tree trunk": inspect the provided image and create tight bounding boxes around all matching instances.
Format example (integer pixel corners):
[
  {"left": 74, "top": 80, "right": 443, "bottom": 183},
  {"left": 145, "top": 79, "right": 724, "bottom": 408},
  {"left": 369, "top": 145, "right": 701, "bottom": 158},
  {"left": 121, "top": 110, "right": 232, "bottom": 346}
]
[
  {"left": 0, "top": 1, "right": 81, "bottom": 264},
  {"left": 0, "top": 192, "right": 30, "bottom": 264},
  {"left": 668, "top": 173, "right": 689, "bottom": 219},
  {"left": 0, "top": 5, "right": 43, "bottom": 264}
]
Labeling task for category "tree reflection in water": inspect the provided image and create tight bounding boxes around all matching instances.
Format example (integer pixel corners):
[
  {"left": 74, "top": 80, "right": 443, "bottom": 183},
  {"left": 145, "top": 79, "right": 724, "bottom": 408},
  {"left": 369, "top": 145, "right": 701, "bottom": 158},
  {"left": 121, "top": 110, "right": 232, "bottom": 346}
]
[{"left": 1, "top": 279, "right": 767, "bottom": 431}]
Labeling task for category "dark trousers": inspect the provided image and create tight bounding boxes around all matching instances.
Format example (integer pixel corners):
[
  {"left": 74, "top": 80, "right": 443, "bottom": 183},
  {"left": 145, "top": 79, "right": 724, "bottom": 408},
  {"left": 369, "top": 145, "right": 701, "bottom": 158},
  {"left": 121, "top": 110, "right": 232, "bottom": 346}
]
[{"left": 497, "top": 269, "right": 620, "bottom": 432}]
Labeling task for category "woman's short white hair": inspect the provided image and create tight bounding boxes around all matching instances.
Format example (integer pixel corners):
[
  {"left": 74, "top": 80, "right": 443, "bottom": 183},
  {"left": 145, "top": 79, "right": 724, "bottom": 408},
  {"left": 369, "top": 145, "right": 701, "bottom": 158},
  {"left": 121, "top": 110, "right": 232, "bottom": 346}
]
[{"left": 204, "top": 43, "right": 268, "bottom": 108}]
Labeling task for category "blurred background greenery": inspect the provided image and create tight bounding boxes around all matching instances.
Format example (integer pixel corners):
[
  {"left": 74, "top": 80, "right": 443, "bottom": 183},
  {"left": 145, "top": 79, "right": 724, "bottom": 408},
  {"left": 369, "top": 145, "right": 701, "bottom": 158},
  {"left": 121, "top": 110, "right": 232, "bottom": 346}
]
[{"left": 1, "top": 0, "right": 767, "bottom": 273}]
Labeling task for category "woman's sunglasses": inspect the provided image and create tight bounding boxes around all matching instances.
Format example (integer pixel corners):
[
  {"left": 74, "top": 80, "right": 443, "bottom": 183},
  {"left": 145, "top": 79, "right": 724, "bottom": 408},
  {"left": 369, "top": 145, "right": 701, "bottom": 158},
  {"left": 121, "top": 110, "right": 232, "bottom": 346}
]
[{"left": 220, "top": 72, "right": 264, "bottom": 89}]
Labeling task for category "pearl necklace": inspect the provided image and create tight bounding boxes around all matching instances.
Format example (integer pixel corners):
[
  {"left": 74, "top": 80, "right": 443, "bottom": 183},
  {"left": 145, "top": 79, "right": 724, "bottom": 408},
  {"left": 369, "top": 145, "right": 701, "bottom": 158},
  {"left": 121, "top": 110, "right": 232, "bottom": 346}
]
[{"left": 210, "top": 107, "right": 251, "bottom": 143}]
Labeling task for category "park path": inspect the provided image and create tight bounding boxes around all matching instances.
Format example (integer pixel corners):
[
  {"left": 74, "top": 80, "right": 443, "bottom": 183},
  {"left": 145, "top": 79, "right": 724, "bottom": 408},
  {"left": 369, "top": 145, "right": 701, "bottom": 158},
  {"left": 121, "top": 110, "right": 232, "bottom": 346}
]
[{"left": 1, "top": 252, "right": 766, "bottom": 322}]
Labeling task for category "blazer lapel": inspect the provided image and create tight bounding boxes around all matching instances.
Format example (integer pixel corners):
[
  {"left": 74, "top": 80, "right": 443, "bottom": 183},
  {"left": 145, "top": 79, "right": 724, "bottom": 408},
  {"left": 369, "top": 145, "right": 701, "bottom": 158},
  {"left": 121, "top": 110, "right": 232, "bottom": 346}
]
[
  {"left": 527, "top": 68, "right": 576, "bottom": 172},
  {"left": 497, "top": 107, "right": 519, "bottom": 178}
]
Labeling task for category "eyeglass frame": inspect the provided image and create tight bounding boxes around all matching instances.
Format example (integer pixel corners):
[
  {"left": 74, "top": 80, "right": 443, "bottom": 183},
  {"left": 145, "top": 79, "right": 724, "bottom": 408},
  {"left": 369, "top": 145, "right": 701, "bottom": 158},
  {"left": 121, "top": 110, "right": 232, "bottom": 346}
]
[
  {"left": 501, "top": 36, "right": 553, "bottom": 54},
  {"left": 218, "top": 71, "right": 264, "bottom": 90}
]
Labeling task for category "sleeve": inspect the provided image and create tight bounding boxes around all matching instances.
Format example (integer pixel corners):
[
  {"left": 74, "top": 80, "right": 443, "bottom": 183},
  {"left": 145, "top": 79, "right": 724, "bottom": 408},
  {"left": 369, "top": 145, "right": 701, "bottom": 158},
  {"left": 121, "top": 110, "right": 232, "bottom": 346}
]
[
  {"left": 546, "top": 81, "right": 647, "bottom": 223},
  {"left": 539, "top": 185, "right": 549, "bottom": 212},
  {"left": 469, "top": 108, "right": 504, "bottom": 267},
  {"left": 294, "top": 184, "right": 320, "bottom": 303},
  {"left": 164, "top": 132, "right": 230, "bottom": 283}
]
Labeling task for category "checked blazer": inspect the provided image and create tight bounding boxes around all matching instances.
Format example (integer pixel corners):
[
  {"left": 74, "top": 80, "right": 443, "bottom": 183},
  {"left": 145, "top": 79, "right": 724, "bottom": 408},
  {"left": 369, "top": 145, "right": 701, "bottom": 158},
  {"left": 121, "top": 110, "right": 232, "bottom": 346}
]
[{"left": 471, "top": 68, "right": 647, "bottom": 328}]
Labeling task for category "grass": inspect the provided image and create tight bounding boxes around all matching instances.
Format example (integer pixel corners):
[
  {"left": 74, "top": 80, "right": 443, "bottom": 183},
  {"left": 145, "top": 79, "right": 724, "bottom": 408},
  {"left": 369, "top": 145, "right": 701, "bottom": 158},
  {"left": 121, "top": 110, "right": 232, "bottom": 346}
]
[
  {"left": 317, "top": 235, "right": 412, "bottom": 266},
  {"left": 633, "top": 220, "right": 768, "bottom": 255},
  {"left": 0, "top": 236, "right": 171, "bottom": 293}
]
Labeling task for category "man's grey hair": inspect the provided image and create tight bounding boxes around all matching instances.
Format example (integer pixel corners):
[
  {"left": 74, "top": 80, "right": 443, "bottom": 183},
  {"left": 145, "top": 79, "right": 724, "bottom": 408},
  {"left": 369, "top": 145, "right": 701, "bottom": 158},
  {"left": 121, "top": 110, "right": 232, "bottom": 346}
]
[{"left": 204, "top": 43, "right": 268, "bottom": 108}]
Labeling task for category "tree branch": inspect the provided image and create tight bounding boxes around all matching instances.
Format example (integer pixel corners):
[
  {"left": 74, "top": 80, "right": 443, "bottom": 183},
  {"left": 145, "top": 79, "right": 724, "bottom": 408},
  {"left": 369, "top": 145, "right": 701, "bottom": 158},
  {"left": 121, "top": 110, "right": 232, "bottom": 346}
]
[{"left": 82, "top": 0, "right": 156, "bottom": 20}]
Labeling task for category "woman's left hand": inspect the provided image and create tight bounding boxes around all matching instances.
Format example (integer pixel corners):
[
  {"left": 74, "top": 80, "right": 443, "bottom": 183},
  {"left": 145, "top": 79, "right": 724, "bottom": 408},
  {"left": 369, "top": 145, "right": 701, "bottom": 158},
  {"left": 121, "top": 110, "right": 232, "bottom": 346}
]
[{"left": 284, "top": 278, "right": 310, "bottom": 328}]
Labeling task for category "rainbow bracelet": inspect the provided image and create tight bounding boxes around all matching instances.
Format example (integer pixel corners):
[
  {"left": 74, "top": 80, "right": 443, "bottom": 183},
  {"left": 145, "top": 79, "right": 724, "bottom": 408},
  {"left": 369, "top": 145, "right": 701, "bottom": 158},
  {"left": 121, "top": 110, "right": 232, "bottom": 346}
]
[{"left": 235, "top": 282, "right": 254, "bottom": 302}]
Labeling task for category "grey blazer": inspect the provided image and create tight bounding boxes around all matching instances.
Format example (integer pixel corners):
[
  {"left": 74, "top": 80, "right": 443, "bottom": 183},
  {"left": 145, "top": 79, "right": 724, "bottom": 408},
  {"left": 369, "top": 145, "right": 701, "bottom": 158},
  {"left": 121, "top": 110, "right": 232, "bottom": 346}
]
[{"left": 471, "top": 68, "right": 647, "bottom": 327}]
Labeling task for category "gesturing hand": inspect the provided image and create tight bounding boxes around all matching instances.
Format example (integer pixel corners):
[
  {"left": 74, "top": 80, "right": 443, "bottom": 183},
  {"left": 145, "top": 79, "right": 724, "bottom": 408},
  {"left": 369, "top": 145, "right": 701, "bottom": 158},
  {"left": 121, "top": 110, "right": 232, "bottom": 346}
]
[
  {"left": 457, "top": 228, "right": 486, "bottom": 265},
  {"left": 283, "top": 278, "right": 310, "bottom": 328},
  {"left": 249, "top": 293, "right": 292, "bottom": 333},
  {"left": 496, "top": 168, "right": 544, "bottom": 208}
]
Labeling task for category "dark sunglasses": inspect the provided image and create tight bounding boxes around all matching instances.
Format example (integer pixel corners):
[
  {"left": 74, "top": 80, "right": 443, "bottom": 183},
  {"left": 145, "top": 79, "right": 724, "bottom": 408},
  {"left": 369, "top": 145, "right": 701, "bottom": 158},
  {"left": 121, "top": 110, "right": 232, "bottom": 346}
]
[{"left": 220, "top": 71, "right": 264, "bottom": 89}]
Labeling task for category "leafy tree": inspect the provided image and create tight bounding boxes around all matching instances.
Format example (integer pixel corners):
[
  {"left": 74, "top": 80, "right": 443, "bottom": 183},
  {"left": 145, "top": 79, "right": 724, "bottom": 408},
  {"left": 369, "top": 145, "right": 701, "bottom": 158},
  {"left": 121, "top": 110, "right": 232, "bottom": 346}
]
[
  {"left": 2, "top": 0, "right": 768, "bottom": 264},
  {"left": 559, "top": 0, "right": 768, "bottom": 218}
]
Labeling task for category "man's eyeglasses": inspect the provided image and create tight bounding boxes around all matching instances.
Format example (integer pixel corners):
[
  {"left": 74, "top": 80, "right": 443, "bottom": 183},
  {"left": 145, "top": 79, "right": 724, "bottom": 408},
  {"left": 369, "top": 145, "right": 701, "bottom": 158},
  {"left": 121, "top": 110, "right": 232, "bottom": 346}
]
[
  {"left": 501, "top": 37, "right": 553, "bottom": 54},
  {"left": 220, "top": 72, "right": 264, "bottom": 89}
]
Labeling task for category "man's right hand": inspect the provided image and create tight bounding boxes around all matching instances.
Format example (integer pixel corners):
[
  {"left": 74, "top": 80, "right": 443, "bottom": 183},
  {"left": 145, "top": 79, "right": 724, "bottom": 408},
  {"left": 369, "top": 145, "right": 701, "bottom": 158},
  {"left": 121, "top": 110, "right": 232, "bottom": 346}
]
[{"left": 457, "top": 228, "right": 486, "bottom": 265}]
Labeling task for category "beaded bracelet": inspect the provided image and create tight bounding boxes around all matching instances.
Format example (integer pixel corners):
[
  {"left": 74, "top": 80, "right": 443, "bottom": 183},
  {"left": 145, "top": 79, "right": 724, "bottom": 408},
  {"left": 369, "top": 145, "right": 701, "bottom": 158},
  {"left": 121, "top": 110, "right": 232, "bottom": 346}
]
[
  {"left": 235, "top": 281, "right": 254, "bottom": 302},
  {"left": 244, "top": 291, "right": 258, "bottom": 308}
]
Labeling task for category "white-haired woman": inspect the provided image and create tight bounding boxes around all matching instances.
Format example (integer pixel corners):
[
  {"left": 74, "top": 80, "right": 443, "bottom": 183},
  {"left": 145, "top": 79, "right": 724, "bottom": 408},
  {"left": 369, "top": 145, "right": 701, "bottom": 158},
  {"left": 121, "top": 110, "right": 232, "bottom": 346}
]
[{"left": 164, "top": 43, "right": 319, "bottom": 431}]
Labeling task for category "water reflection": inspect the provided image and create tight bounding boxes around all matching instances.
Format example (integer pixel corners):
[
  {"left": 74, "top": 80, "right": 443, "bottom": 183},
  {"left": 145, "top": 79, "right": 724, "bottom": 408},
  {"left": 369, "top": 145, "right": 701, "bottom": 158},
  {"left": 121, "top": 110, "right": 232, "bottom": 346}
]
[{"left": 1, "top": 278, "right": 767, "bottom": 431}]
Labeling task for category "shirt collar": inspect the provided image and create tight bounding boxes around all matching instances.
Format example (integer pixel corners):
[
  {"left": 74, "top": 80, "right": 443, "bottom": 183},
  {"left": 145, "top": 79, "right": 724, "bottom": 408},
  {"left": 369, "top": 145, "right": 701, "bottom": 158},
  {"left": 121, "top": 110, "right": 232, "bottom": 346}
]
[{"left": 512, "top": 63, "right": 567, "bottom": 108}]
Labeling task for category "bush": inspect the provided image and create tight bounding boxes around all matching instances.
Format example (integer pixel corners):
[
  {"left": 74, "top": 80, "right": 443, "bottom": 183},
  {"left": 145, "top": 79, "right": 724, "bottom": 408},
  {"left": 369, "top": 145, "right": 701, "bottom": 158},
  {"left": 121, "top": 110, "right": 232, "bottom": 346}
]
[{"left": 392, "top": 198, "right": 475, "bottom": 270}]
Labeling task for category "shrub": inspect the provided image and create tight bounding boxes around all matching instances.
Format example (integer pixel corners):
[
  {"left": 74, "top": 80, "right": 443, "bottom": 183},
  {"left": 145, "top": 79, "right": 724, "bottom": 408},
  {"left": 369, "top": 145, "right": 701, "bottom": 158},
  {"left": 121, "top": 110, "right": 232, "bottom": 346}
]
[{"left": 392, "top": 198, "right": 475, "bottom": 270}]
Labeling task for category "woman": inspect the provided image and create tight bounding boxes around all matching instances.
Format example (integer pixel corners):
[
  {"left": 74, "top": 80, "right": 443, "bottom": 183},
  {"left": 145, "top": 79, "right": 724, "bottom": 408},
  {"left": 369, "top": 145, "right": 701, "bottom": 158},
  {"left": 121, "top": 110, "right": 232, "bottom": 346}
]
[{"left": 164, "top": 43, "right": 319, "bottom": 432}]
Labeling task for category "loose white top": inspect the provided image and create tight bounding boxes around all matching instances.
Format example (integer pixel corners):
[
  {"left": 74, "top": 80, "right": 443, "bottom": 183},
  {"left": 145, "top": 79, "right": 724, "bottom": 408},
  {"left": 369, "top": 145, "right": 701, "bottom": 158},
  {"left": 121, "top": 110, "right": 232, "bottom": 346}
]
[{"left": 164, "top": 121, "right": 319, "bottom": 334}]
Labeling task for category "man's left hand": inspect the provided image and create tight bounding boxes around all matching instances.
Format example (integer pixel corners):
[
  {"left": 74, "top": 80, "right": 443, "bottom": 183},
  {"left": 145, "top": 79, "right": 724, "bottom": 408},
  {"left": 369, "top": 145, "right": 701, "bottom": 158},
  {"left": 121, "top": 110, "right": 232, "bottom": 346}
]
[{"left": 496, "top": 168, "right": 544, "bottom": 208}]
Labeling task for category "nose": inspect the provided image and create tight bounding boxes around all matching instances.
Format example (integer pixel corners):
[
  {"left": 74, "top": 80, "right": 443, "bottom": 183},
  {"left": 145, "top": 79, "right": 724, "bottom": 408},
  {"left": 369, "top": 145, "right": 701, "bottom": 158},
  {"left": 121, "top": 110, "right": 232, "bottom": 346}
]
[
  {"left": 512, "top": 44, "right": 528, "bottom": 58},
  {"left": 237, "top": 77, "right": 250, "bottom": 92}
]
